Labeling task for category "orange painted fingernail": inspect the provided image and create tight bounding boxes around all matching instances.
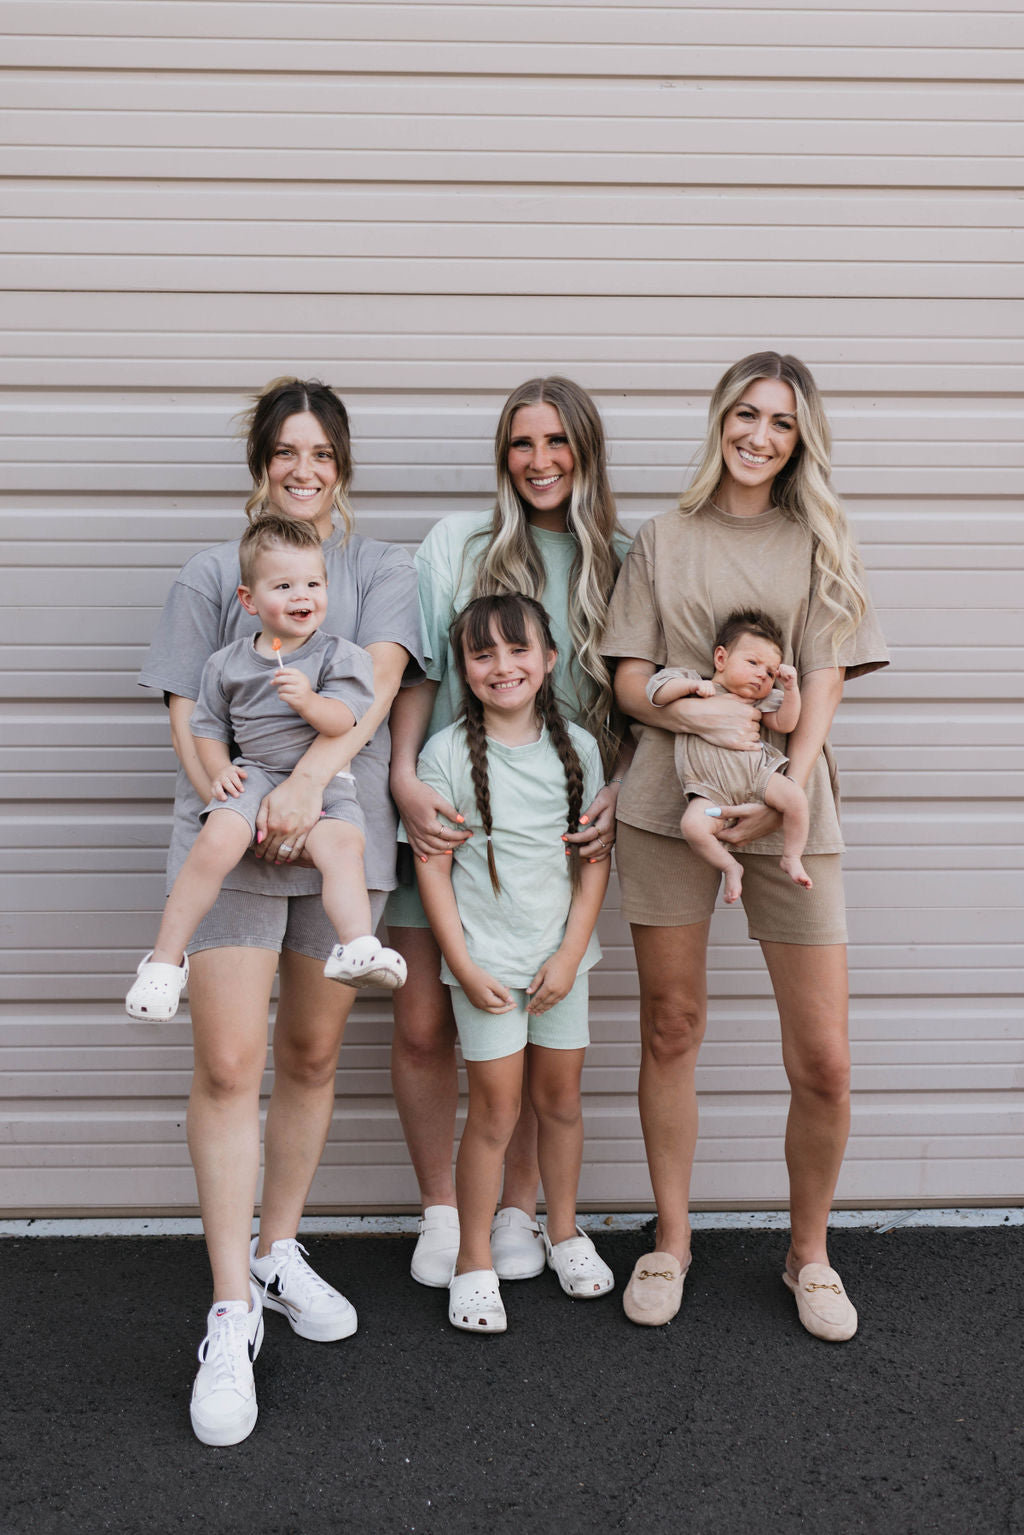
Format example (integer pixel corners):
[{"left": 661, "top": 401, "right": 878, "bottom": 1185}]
[
  {"left": 419, "top": 854, "right": 427, "bottom": 863},
  {"left": 455, "top": 814, "right": 465, "bottom": 824},
  {"left": 579, "top": 815, "right": 590, "bottom": 825}
]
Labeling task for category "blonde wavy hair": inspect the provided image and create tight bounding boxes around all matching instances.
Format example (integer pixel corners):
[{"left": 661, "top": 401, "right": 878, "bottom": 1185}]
[
  {"left": 469, "top": 377, "right": 625, "bottom": 769},
  {"left": 238, "top": 377, "right": 354, "bottom": 541},
  {"left": 681, "top": 352, "right": 867, "bottom": 659}
]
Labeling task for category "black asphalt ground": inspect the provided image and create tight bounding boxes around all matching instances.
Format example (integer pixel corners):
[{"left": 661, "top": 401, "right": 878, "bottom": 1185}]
[{"left": 5, "top": 1224, "right": 1023, "bottom": 1535}]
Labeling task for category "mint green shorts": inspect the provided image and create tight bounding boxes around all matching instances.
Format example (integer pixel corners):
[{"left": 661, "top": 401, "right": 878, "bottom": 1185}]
[
  {"left": 450, "top": 974, "right": 591, "bottom": 1062},
  {"left": 384, "top": 875, "right": 430, "bottom": 930}
]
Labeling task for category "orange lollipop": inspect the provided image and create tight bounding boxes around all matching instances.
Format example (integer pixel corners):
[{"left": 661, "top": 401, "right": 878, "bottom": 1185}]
[{"left": 272, "top": 638, "right": 284, "bottom": 667}]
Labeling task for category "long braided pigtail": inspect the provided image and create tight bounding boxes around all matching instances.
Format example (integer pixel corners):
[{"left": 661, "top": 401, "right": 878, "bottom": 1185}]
[
  {"left": 539, "top": 679, "right": 585, "bottom": 893},
  {"left": 462, "top": 691, "right": 502, "bottom": 896}
]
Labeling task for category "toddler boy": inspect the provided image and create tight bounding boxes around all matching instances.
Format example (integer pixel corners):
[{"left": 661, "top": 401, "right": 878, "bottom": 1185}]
[{"left": 127, "top": 513, "right": 406, "bottom": 1019}]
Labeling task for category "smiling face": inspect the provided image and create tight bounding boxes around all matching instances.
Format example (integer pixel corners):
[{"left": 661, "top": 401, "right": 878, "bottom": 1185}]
[
  {"left": 719, "top": 377, "right": 800, "bottom": 497},
  {"left": 506, "top": 402, "right": 576, "bottom": 527},
  {"left": 713, "top": 632, "right": 783, "bottom": 701},
  {"left": 237, "top": 544, "right": 328, "bottom": 651},
  {"left": 461, "top": 616, "right": 557, "bottom": 721},
  {"left": 265, "top": 411, "right": 340, "bottom": 538}
]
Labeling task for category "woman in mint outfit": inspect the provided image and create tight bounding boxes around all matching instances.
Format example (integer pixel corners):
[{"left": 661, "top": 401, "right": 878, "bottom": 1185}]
[{"left": 385, "top": 377, "right": 631, "bottom": 1288}]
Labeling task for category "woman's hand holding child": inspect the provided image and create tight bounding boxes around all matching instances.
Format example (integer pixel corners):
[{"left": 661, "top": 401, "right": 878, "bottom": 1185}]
[
  {"left": 712, "top": 802, "right": 783, "bottom": 847},
  {"left": 254, "top": 773, "right": 325, "bottom": 863},
  {"left": 562, "top": 783, "right": 618, "bottom": 864},
  {"left": 665, "top": 689, "right": 763, "bottom": 751},
  {"left": 392, "top": 772, "right": 473, "bottom": 861}
]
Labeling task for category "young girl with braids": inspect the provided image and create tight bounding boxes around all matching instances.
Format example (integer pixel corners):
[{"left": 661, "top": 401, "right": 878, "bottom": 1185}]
[
  {"left": 387, "top": 377, "right": 630, "bottom": 1290},
  {"left": 413, "top": 594, "right": 614, "bottom": 1333}
]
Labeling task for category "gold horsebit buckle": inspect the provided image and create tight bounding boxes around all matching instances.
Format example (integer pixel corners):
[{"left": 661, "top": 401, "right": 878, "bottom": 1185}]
[
  {"left": 638, "top": 1268, "right": 676, "bottom": 1282},
  {"left": 805, "top": 1281, "right": 842, "bottom": 1294}
]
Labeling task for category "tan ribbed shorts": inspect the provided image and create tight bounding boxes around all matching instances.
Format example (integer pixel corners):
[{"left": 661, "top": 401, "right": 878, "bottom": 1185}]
[{"left": 616, "top": 822, "right": 847, "bottom": 945}]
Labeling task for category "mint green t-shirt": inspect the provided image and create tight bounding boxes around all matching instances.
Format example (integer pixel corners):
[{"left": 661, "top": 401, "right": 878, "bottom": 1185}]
[
  {"left": 415, "top": 511, "right": 631, "bottom": 735},
  {"left": 414, "top": 721, "right": 604, "bottom": 988}
]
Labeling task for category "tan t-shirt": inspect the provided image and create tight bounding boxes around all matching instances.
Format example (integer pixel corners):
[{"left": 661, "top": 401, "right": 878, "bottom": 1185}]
[{"left": 601, "top": 503, "right": 890, "bottom": 854}]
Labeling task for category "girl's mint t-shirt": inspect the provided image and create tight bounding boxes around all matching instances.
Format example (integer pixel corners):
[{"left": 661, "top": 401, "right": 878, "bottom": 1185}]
[{"left": 413, "top": 721, "right": 604, "bottom": 989}]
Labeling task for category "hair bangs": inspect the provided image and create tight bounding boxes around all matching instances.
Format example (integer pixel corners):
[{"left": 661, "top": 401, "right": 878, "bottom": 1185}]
[{"left": 460, "top": 594, "right": 534, "bottom": 655}]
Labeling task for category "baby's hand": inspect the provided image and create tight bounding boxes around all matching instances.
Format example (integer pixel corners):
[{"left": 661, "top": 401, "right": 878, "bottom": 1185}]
[
  {"left": 210, "top": 764, "right": 248, "bottom": 800},
  {"left": 271, "top": 666, "right": 313, "bottom": 712},
  {"left": 694, "top": 679, "right": 717, "bottom": 698},
  {"left": 777, "top": 664, "right": 798, "bottom": 690}
]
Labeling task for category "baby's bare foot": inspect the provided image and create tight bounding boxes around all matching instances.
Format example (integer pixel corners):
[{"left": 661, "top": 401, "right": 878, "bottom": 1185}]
[
  {"left": 724, "top": 867, "right": 743, "bottom": 903},
  {"left": 780, "top": 856, "right": 813, "bottom": 889}
]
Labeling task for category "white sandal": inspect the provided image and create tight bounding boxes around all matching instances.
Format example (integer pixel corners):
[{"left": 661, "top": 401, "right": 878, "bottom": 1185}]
[
  {"left": 324, "top": 936, "right": 407, "bottom": 990},
  {"left": 448, "top": 1269, "right": 507, "bottom": 1333},
  {"left": 543, "top": 1226, "right": 615, "bottom": 1299},
  {"left": 126, "top": 951, "right": 189, "bottom": 1021}
]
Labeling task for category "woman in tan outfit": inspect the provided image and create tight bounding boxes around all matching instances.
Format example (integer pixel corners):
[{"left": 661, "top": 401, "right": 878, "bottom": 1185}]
[{"left": 602, "top": 352, "right": 888, "bottom": 1340}]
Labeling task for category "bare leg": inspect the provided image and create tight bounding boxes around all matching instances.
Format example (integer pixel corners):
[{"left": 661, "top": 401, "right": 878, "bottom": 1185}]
[
  {"left": 681, "top": 799, "right": 744, "bottom": 904},
  {"left": 390, "top": 929, "right": 540, "bottom": 1217},
  {"left": 388, "top": 926, "right": 459, "bottom": 1209},
  {"left": 498, "top": 1056, "right": 541, "bottom": 1216},
  {"left": 256, "top": 948, "right": 357, "bottom": 1255},
  {"left": 528, "top": 1045, "right": 586, "bottom": 1245},
  {"left": 187, "top": 945, "right": 280, "bottom": 1301},
  {"left": 305, "top": 821, "right": 372, "bottom": 943},
  {"left": 760, "top": 941, "right": 850, "bottom": 1278},
  {"left": 764, "top": 776, "right": 813, "bottom": 889},
  {"left": 151, "top": 811, "right": 252, "bottom": 964},
  {"left": 632, "top": 920, "right": 711, "bottom": 1264},
  {"left": 454, "top": 1054, "right": 524, "bottom": 1274}
]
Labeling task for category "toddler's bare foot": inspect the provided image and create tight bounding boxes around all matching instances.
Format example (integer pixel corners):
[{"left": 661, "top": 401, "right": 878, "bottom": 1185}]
[
  {"left": 723, "top": 865, "right": 743, "bottom": 904},
  {"left": 780, "top": 855, "right": 813, "bottom": 889}
]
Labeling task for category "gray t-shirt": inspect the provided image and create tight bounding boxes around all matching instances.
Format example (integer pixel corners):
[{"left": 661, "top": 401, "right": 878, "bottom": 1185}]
[
  {"left": 190, "top": 630, "right": 375, "bottom": 771},
  {"left": 140, "top": 525, "right": 424, "bottom": 894}
]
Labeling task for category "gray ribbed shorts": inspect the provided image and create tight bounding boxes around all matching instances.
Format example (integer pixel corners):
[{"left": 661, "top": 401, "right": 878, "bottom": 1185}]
[{"left": 188, "top": 887, "right": 390, "bottom": 962}]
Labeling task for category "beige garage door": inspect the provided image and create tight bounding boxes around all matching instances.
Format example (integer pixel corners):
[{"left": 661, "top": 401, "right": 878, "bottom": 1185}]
[{"left": 1, "top": 2, "right": 1020, "bottom": 1213}]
